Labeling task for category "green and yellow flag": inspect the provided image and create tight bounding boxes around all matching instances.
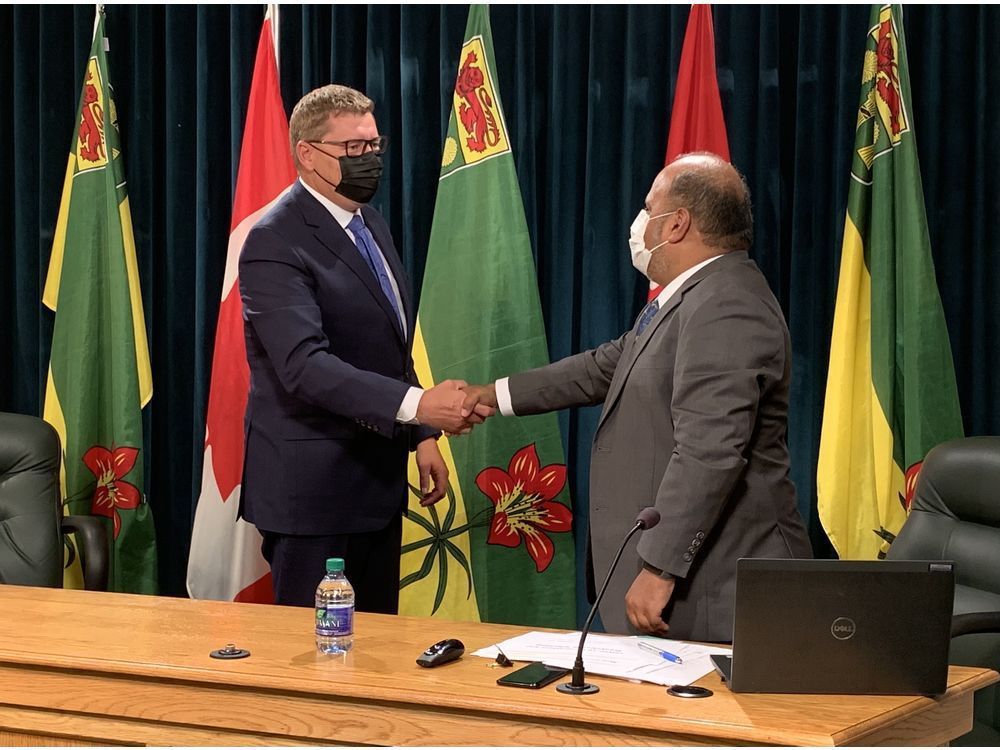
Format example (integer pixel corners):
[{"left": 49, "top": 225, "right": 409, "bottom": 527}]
[
  {"left": 43, "top": 10, "right": 157, "bottom": 593},
  {"left": 817, "top": 4, "right": 963, "bottom": 559},
  {"left": 399, "top": 5, "right": 576, "bottom": 627}
]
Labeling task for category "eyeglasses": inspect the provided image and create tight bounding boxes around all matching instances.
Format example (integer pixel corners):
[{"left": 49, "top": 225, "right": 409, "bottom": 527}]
[{"left": 308, "top": 136, "right": 389, "bottom": 157}]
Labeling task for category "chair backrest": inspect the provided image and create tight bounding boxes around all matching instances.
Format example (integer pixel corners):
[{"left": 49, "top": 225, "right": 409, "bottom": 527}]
[
  {"left": 888, "top": 436, "right": 1000, "bottom": 746},
  {"left": 888, "top": 436, "right": 1000, "bottom": 611},
  {"left": 0, "top": 412, "right": 63, "bottom": 587}
]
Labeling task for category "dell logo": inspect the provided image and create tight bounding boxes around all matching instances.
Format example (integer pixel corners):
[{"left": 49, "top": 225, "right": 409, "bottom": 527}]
[{"left": 831, "top": 617, "right": 856, "bottom": 640}]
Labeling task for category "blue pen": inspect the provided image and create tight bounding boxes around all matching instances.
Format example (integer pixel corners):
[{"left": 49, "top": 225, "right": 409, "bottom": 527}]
[{"left": 637, "top": 640, "right": 684, "bottom": 664}]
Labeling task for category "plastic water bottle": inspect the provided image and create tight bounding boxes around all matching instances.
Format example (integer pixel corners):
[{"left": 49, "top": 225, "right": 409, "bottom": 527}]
[{"left": 315, "top": 557, "right": 355, "bottom": 654}]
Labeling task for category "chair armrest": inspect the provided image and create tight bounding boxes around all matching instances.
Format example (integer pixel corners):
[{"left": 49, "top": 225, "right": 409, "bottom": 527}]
[
  {"left": 951, "top": 612, "right": 1000, "bottom": 638},
  {"left": 61, "top": 515, "right": 109, "bottom": 591}
]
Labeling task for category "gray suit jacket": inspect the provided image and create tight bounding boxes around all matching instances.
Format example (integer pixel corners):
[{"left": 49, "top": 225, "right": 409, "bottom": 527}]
[{"left": 508, "top": 251, "right": 812, "bottom": 641}]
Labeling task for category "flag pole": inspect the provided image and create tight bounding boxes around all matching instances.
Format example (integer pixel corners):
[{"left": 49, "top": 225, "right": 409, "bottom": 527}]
[
  {"left": 93, "top": 4, "right": 103, "bottom": 41},
  {"left": 267, "top": 4, "right": 280, "bottom": 74}
]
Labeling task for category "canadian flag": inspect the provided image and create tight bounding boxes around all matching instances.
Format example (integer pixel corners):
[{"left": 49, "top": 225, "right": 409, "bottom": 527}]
[
  {"left": 186, "top": 6, "right": 295, "bottom": 602},
  {"left": 649, "top": 4, "right": 730, "bottom": 300}
]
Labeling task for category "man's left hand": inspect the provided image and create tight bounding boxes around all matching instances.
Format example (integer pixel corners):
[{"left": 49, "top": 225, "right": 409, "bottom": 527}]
[
  {"left": 625, "top": 568, "right": 675, "bottom": 636},
  {"left": 415, "top": 438, "right": 449, "bottom": 506}
]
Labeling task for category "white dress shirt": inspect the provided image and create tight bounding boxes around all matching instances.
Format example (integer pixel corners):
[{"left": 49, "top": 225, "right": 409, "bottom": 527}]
[
  {"left": 496, "top": 254, "right": 725, "bottom": 417},
  {"left": 299, "top": 178, "right": 423, "bottom": 424}
]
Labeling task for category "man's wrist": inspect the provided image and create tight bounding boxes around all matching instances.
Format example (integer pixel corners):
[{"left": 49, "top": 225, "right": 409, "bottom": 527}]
[{"left": 642, "top": 561, "right": 675, "bottom": 580}]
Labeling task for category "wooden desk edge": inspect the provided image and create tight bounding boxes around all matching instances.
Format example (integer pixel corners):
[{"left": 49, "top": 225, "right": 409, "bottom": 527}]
[
  {"left": 0, "top": 655, "right": 994, "bottom": 747},
  {"left": 829, "top": 667, "right": 999, "bottom": 746}
]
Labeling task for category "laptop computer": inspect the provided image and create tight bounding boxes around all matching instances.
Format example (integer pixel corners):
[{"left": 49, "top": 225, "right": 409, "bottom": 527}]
[{"left": 712, "top": 559, "right": 954, "bottom": 695}]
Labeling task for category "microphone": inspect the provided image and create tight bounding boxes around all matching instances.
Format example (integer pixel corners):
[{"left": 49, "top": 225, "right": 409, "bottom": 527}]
[{"left": 556, "top": 507, "right": 661, "bottom": 695}]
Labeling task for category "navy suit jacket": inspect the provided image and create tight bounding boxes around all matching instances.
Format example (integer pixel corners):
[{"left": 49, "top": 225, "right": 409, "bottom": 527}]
[{"left": 237, "top": 182, "right": 436, "bottom": 535}]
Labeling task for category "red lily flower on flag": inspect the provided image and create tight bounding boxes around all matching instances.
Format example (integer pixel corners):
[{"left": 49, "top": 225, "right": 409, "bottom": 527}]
[
  {"left": 83, "top": 445, "right": 142, "bottom": 539},
  {"left": 901, "top": 461, "right": 924, "bottom": 512},
  {"left": 475, "top": 444, "right": 572, "bottom": 573}
]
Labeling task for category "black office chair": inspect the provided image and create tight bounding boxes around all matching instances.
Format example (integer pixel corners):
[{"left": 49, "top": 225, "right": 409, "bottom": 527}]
[
  {"left": 887, "top": 436, "right": 1000, "bottom": 746},
  {"left": 0, "top": 412, "right": 108, "bottom": 591}
]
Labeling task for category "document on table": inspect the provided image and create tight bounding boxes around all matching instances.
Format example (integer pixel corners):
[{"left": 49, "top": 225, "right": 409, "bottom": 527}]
[{"left": 473, "top": 632, "right": 731, "bottom": 687}]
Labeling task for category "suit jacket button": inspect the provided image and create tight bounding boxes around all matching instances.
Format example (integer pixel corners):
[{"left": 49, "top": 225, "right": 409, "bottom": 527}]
[
  {"left": 682, "top": 552, "right": 693, "bottom": 563},
  {"left": 692, "top": 539, "right": 701, "bottom": 548},
  {"left": 695, "top": 531, "right": 705, "bottom": 540}
]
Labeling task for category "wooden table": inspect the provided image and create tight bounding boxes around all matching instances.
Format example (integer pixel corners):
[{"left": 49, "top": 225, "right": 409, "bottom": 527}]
[{"left": 0, "top": 586, "right": 994, "bottom": 746}]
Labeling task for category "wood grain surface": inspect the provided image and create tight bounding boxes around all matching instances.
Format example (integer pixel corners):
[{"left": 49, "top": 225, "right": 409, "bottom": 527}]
[{"left": 0, "top": 585, "right": 994, "bottom": 746}]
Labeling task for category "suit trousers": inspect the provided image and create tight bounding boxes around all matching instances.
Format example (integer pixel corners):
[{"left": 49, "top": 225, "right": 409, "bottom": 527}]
[{"left": 260, "top": 513, "right": 403, "bottom": 613}]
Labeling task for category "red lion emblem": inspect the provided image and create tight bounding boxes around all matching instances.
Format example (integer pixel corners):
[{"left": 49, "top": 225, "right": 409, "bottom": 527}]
[
  {"left": 875, "top": 19, "right": 903, "bottom": 136},
  {"left": 455, "top": 51, "right": 500, "bottom": 153},
  {"left": 78, "top": 69, "right": 105, "bottom": 163}
]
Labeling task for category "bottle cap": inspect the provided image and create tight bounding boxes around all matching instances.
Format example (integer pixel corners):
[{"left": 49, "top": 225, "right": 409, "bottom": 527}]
[{"left": 326, "top": 557, "right": 345, "bottom": 573}]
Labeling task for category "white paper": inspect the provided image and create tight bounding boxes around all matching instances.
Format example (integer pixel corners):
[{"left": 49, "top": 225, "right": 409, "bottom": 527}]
[{"left": 473, "top": 631, "right": 731, "bottom": 687}]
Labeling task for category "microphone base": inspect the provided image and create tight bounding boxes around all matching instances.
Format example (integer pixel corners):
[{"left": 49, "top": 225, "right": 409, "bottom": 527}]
[{"left": 556, "top": 681, "right": 600, "bottom": 695}]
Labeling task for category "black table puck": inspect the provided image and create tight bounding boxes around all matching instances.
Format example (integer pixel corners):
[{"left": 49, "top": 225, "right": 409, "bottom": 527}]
[
  {"left": 210, "top": 643, "right": 250, "bottom": 659},
  {"left": 666, "top": 684, "right": 713, "bottom": 698}
]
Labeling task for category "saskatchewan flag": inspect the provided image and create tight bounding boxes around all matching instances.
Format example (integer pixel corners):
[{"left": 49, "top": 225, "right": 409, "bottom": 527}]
[
  {"left": 42, "top": 10, "right": 157, "bottom": 593},
  {"left": 817, "top": 4, "right": 963, "bottom": 559},
  {"left": 399, "top": 5, "right": 576, "bottom": 627}
]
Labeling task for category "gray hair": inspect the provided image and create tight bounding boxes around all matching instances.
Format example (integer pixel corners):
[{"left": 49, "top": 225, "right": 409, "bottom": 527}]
[{"left": 667, "top": 153, "right": 753, "bottom": 253}]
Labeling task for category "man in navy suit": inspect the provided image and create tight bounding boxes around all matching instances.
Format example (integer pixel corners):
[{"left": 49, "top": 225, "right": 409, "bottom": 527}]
[{"left": 238, "top": 85, "right": 489, "bottom": 611}]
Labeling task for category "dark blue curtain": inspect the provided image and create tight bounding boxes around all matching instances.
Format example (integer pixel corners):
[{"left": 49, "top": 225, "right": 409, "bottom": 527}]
[{"left": 3, "top": 5, "right": 998, "bottom": 623}]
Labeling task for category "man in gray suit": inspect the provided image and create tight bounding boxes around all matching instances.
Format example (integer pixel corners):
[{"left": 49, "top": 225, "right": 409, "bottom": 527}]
[{"left": 461, "top": 154, "right": 812, "bottom": 642}]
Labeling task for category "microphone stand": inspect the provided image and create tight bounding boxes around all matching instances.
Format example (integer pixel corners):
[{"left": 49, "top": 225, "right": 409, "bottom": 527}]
[{"left": 556, "top": 520, "right": 645, "bottom": 695}]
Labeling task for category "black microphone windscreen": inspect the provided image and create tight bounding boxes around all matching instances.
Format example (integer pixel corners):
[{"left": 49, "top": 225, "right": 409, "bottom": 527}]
[{"left": 636, "top": 507, "right": 660, "bottom": 530}]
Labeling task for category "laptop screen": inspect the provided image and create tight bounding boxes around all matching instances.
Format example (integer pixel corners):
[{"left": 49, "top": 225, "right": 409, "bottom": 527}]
[{"left": 730, "top": 559, "right": 954, "bottom": 695}]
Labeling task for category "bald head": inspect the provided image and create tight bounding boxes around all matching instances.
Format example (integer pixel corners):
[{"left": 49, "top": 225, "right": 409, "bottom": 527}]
[{"left": 654, "top": 153, "right": 753, "bottom": 253}]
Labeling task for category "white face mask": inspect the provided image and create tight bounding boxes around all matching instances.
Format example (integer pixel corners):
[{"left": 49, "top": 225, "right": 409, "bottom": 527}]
[{"left": 629, "top": 209, "right": 676, "bottom": 277}]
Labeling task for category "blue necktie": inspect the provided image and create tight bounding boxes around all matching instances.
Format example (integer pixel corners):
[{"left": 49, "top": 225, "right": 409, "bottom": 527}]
[
  {"left": 347, "top": 215, "right": 403, "bottom": 332},
  {"left": 636, "top": 298, "right": 660, "bottom": 335}
]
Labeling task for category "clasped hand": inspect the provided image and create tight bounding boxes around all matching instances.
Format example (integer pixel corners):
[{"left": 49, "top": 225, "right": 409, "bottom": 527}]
[{"left": 415, "top": 380, "right": 497, "bottom": 435}]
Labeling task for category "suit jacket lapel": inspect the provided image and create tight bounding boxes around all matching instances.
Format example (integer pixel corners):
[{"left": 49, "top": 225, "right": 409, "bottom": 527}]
[
  {"left": 594, "top": 335, "right": 636, "bottom": 432},
  {"left": 293, "top": 184, "right": 406, "bottom": 347},
  {"left": 362, "top": 205, "right": 414, "bottom": 339},
  {"left": 596, "top": 252, "right": 748, "bottom": 431}
]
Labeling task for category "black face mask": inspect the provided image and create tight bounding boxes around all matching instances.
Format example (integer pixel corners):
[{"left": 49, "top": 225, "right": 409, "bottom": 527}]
[{"left": 314, "top": 150, "right": 383, "bottom": 204}]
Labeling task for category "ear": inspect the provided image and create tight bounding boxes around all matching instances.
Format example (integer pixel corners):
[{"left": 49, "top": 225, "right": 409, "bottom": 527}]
[
  {"left": 296, "top": 141, "right": 313, "bottom": 171},
  {"left": 664, "top": 208, "right": 692, "bottom": 243}
]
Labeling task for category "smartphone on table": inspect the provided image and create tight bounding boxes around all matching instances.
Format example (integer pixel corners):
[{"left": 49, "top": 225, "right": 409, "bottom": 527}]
[{"left": 496, "top": 661, "right": 570, "bottom": 689}]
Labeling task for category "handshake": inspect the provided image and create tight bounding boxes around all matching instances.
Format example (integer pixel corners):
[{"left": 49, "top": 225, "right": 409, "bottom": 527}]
[{"left": 415, "top": 380, "right": 500, "bottom": 436}]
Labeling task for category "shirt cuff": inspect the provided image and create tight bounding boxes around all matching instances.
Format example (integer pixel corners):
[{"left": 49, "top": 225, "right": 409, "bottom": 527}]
[
  {"left": 496, "top": 377, "right": 516, "bottom": 417},
  {"left": 396, "top": 386, "right": 424, "bottom": 424}
]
